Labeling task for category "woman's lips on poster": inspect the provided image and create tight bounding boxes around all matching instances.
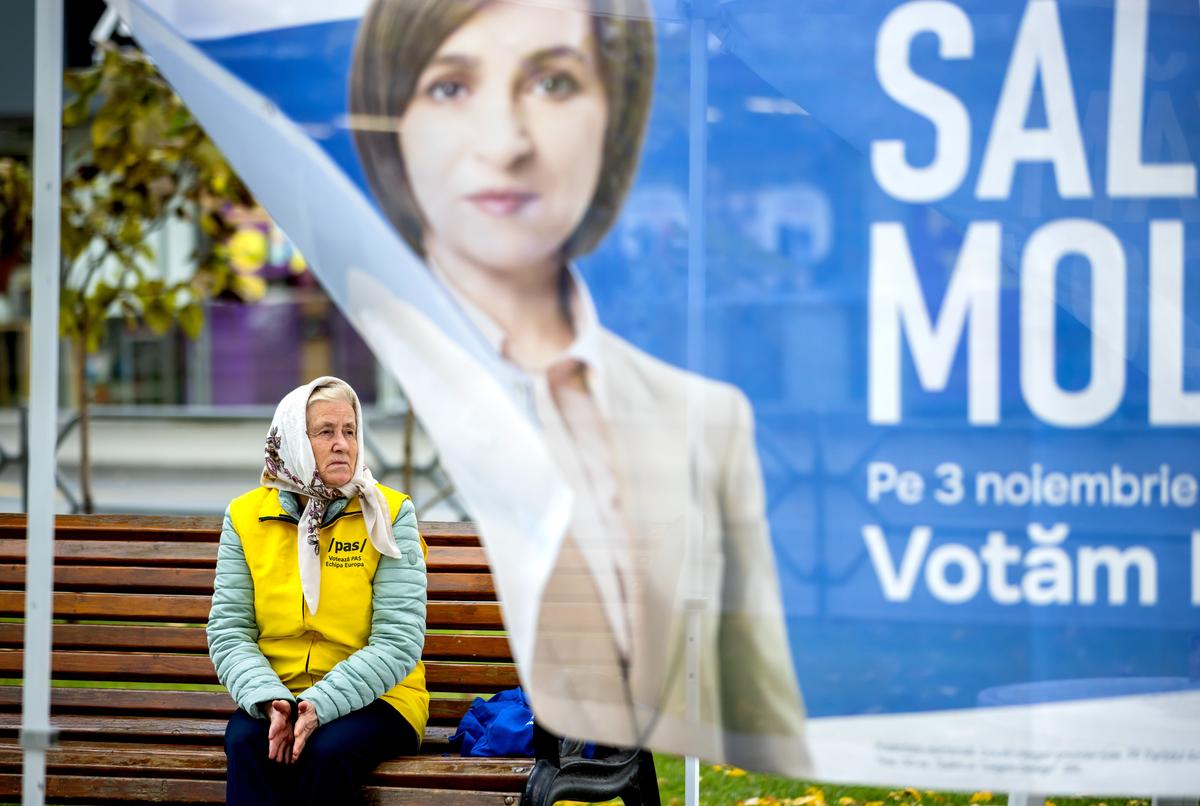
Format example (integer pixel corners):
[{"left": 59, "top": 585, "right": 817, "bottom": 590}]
[{"left": 467, "top": 190, "right": 537, "bottom": 216}]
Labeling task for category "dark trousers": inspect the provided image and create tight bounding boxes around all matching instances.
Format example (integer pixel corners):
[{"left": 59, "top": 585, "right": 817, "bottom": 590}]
[{"left": 224, "top": 699, "right": 420, "bottom": 806}]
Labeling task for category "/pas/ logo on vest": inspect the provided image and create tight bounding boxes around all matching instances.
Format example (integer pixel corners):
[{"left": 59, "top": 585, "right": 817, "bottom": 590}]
[{"left": 328, "top": 539, "right": 367, "bottom": 570}]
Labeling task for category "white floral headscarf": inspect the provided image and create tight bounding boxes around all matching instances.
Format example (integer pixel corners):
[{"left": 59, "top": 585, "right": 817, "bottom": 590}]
[{"left": 260, "top": 376, "right": 402, "bottom": 614}]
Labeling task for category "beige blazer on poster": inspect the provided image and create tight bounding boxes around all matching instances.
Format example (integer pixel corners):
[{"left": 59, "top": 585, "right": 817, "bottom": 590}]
[{"left": 529, "top": 329, "right": 812, "bottom": 775}]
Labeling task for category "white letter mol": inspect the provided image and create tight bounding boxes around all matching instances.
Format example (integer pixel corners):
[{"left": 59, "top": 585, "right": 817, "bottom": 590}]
[
  {"left": 1149, "top": 221, "right": 1200, "bottom": 424},
  {"left": 870, "top": 221, "right": 1000, "bottom": 424},
  {"left": 1020, "top": 219, "right": 1126, "bottom": 426}
]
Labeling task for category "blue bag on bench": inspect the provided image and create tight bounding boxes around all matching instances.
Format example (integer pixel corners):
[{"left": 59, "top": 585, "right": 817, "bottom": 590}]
[{"left": 450, "top": 687, "right": 534, "bottom": 757}]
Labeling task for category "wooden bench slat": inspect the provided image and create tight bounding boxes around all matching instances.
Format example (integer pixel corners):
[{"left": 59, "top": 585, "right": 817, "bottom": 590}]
[
  {"left": 427, "top": 660, "right": 520, "bottom": 689},
  {"left": 0, "top": 541, "right": 490, "bottom": 574},
  {"left": 0, "top": 539, "right": 217, "bottom": 566},
  {"left": 0, "top": 623, "right": 511, "bottom": 662},
  {"left": 0, "top": 742, "right": 529, "bottom": 790},
  {"left": 0, "top": 649, "right": 517, "bottom": 689},
  {"left": 428, "top": 601, "right": 504, "bottom": 629},
  {"left": 0, "top": 773, "right": 519, "bottom": 805},
  {"left": 0, "top": 714, "right": 457, "bottom": 747},
  {"left": 365, "top": 785, "right": 521, "bottom": 805},
  {"left": 0, "top": 564, "right": 214, "bottom": 593},
  {"left": 0, "top": 687, "right": 474, "bottom": 725},
  {"left": 0, "top": 741, "right": 228, "bottom": 775},
  {"left": 0, "top": 687, "right": 233, "bottom": 715},
  {"left": 0, "top": 712, "right": 227, "bottom": 741},
  {"left": 0, "top": 591, "right": 504, "bottom": 628},
  {"left": 415, "top": 521, "right": 482, "bottom": 547},
  {"left": 0, "top": 772, "right": 225, "bottom": 803},
  {"left": 0, "top": 590, "right": 211, "bottom": 621},
  {"left": 371, "top": 758, "right": 532, "bottom": 790},
  {"left": 0, "top": 649, "right": 217, "bottom": 683},
  {"left": 423, "top": 632, "right": 512, "bottom": 660},
  {"left": 424, "top": 546, "right": 491, "bottom": 572},
  {"left": 0, "top": 513, "right": 222, "bottom": 542},
  {"left": 429, "top": 572, "right": 495, "bottom": 598},
  {"left": 0, "top": 622, "right": 209, "bottom": 652},
  {"left": 0, "top": 565, "right": 495, "bottom": 599}
]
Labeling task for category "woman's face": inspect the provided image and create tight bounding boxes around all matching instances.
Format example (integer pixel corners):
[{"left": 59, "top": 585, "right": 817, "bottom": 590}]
[
  {"left": 398, "top": 0, "right": 608, "bottom": 276},
  {"left": 306, "top": 399, "right": 358, "bottom": 488}
]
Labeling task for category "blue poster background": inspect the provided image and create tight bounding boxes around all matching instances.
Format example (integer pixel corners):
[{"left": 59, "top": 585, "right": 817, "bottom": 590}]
[{"left": 195, "top": 0, "right": 1200, "bottom": 718}]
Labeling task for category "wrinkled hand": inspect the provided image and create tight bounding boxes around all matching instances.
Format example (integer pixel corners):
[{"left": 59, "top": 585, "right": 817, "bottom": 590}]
[
  {"left": 266, "top": 700, "right": 294, "bottom": 764},
  {"left": 292, "top": 700, "right": 318, "bottom": 760}
]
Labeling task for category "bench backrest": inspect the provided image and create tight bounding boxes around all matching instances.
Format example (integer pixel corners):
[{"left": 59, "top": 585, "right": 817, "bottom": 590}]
[{"left": 0, "top": 513, "right": 516, "bottom": 740}]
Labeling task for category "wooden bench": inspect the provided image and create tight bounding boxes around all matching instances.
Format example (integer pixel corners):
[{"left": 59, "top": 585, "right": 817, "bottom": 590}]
[{"left": 0, "top": 513, "right": 533, "bottom": 804}]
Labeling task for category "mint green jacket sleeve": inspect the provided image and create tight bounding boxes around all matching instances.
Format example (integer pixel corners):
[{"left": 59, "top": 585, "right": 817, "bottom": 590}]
[
  {"left": 206, "top": 508, "right": 294, "bottom": 717},
  {"left": 298, "top": 498, "right": 427, "bottom": 726}
]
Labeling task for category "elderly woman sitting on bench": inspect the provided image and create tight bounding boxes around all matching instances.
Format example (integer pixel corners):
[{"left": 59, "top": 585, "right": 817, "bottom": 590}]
[{"left": 206, "top": 376, "right": 428, "bottom": 806}]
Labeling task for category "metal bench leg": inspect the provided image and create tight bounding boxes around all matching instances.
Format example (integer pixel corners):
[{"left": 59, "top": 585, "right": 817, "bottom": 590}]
[
  {"left": 521, "top": 724, "right": 660, "bottom": 806},
  {"left": 619, "top": 749, "right": 661, "bottom": 806},
  {"left": 521, "top": 722, "right": 562, "bottom": 806}
]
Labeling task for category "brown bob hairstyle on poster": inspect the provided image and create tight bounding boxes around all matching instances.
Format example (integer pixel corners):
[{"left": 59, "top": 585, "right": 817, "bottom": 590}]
[{"left": 349, "top": 0, "right": 655, "bottom": 261}]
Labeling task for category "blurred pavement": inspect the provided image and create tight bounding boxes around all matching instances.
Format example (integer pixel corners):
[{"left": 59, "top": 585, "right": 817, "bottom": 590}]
[{"left": 0, "top": 407, "right": 468, "bottom": 520}]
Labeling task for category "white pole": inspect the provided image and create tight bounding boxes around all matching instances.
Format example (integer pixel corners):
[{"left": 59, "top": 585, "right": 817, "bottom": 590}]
[
  {"left": 21, "top": 0, "right": 64, "bottom": 803},
  {"left": 684, "top": 7, "right": 708, "bottom": 806},
  {"left": 684, "top": 598, "right": 704, "bottom": 806}
]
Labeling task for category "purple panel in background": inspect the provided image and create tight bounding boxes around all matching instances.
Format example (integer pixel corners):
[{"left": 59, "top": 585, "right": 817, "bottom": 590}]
[
  {"left": 330, "top": 312, "right": 377, "bottom": 404},
  {"left": 208, "top": 301, "right": 301, "bottom": 406}
]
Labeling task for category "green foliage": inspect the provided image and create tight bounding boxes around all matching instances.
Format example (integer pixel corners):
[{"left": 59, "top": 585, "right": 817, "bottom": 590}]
[
  {"left": 0, "top": 45, "right": 253, "bottom": 350},
  {"left": 52, "top": 43, "right": 254, "bottom": 353},
  {"left": 0, "top": 160, "right": 33, "bottom": 267}
]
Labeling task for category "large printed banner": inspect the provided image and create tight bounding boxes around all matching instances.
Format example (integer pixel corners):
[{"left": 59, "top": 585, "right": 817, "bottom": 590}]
[{"left": 108, "top": 0, "right": 1200, "bottom": 793}]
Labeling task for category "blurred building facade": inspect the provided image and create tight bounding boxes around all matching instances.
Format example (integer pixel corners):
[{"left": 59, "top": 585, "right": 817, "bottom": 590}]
[{"left": 0, "top": 3, "right": 451, "bottom": 518}]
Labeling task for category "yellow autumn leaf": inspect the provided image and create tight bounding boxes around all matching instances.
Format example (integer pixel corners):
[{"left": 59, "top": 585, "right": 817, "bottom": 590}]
[
  {"left": 865, "top": 801, "right": 884, "bottom": 806},
  {"left": 289, "top": 249, "right": 308, "bottom": 274},
  {"left": 725, "top": 766, "right": 747, "bottom": 777},
  {"left": 233, "top": 273, "right": 267, "bottom": 302},
  {"left": 229, "top": 228, "right": 269, "bottom": 274},
  {"left": 839, "top": 797, "right": 857, "bottom": 805},
  {"left": 970, "top": 794, "right": 993, "bottom": 804}
]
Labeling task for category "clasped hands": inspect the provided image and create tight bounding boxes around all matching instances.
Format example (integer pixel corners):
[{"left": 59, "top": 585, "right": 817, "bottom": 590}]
[{"left": 265, "top": 699, "right": 318, "bottom": 764}]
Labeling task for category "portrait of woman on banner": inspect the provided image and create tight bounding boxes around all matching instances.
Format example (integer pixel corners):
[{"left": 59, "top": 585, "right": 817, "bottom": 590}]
[{"left": 348, "top": 0, "right": 809, "bottom": 772}]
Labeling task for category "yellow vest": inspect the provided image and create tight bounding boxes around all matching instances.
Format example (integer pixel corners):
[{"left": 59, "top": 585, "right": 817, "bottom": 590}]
[{"left": 228, "top": 485, "right": 429, "bottom": 739}]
